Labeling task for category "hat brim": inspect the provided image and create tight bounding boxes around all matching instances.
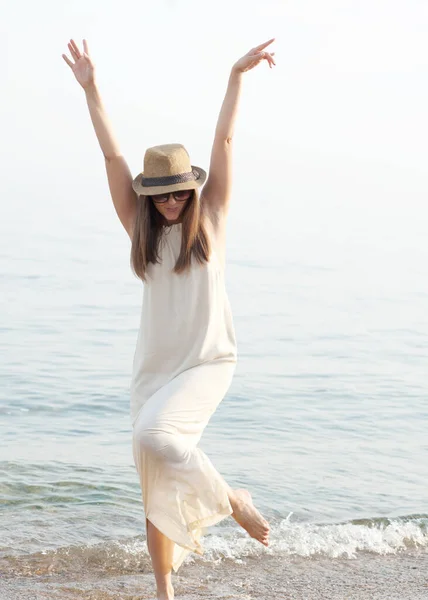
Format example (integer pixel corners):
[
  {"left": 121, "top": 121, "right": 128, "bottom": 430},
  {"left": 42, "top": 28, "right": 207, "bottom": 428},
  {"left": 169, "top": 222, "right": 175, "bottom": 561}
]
[{"left": 132, "top": 166, "right": 207, "bottom": 197}]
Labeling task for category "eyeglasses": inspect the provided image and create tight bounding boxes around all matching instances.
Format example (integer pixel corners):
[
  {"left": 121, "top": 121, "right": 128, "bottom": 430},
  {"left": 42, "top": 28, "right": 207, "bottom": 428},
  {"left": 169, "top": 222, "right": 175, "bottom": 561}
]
[{"left": 151, "top": 190, "right": 193, "bottom": 203}]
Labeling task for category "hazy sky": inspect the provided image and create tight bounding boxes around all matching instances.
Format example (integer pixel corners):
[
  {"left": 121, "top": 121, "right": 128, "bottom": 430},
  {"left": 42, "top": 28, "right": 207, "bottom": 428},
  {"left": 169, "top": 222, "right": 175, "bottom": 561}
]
[{"left": 2, "top": 0, "right": 428, "bottom": 252}]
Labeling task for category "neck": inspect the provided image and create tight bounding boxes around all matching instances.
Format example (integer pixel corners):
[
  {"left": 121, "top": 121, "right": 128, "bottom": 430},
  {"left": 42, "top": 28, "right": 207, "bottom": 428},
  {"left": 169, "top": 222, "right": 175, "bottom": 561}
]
[{"left": 164, "top": 218, "right": 182, "bottom": 226}]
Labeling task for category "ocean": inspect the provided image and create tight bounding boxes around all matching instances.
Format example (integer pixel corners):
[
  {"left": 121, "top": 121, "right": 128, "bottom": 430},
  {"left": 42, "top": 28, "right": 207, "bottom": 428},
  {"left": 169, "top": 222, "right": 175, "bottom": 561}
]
[{"left": 1, "top": 192, "right": 427, "bottom": 599}]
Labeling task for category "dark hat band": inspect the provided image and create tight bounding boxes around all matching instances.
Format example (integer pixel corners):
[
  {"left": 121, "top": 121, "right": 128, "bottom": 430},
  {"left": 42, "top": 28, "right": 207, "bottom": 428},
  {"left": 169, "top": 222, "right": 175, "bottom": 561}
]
[{"left": 141, "top": 169, "right": 200, "bottom": 187}]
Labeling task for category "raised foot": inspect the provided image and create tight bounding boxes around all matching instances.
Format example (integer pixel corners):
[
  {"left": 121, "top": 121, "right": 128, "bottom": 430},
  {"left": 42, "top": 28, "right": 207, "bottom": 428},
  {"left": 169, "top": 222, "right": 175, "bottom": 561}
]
[{"left": 230, "top": 488, "right": 270, "bottom": 546}]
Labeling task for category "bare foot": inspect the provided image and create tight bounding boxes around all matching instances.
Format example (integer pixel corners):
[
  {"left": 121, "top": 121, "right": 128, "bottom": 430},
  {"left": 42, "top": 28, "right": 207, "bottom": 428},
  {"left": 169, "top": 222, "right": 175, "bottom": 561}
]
[{"left": 229, "top": 489, "right": 270, "bottom": 546}]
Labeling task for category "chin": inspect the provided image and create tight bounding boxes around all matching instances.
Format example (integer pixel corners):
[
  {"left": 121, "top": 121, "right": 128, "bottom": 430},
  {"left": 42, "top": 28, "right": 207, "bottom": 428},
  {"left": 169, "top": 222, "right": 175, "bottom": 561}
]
[{"left": 164, "top": 211, "right": 181, "bottom": 220}]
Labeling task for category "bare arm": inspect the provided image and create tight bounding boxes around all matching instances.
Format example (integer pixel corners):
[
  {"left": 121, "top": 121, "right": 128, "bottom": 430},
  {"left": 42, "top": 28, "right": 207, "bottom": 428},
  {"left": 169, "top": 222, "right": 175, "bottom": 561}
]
[
  {"left": 202, "top": 39, "right": 276, "bottom": 224},
  {"left": 62, "top": 39, "right": 137, "bottom": 239},
  {"left": 201, "top": 68, "right": 242, "bottom": 220},
  {"left": 84, "top": 83, "right": 137, "bottom": 237}
]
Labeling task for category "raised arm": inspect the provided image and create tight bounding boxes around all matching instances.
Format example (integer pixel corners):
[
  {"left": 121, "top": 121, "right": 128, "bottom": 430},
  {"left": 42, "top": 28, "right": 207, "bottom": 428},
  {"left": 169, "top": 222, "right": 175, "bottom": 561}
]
[
  {"left": 62, "top": 39, "right": 137, "bottom": 239},
  {"left": 202, "top": 39, "right": 276, "bottom": 224}
]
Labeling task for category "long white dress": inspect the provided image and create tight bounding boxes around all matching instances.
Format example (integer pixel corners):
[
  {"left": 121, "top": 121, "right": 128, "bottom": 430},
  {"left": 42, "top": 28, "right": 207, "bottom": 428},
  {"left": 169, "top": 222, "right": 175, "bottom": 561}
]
[{"left": 130, "top": 222, "right": 237, "bottom": 572}]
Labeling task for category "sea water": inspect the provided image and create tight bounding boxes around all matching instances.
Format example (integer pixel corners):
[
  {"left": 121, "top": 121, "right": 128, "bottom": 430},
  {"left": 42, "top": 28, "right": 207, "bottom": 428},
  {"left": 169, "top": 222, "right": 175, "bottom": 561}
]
[{"left": 1, "top": 187, "right": 427, "bottom": 599}]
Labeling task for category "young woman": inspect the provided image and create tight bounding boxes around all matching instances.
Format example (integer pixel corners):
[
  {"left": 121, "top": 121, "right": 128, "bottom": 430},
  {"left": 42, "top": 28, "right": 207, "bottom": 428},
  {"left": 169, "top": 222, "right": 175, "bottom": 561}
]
[{"left": 63, "top": 37, "right": 276, "bottom": 600}]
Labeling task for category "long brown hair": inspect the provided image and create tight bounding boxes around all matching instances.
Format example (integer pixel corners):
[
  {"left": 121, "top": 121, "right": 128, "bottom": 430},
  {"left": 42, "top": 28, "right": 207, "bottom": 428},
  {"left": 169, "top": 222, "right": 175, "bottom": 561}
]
[{"left": 130, "top": 189, "right": 211, "bottom": 281}]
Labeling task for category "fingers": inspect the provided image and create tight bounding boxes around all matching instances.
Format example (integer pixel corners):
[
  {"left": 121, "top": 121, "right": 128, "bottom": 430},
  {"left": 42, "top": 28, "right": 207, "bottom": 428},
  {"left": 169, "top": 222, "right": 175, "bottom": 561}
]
[
  {"left": 70, "top": 38, "right": 81, "bottom": 57},
  {"left": 68, "top": 39, "right": 81, "bottom": 61},
  {"left": 67, "top": 43, "right": 78, "bottom": 62},
  {"left": 258, "top": 51, "right": 276, "bottom": 68},
  {"left": 63, "top": 38, "right": 89, "bottom": 67},
  {"left": 254, "top": 37, "right": 275, "bottom": 52},
  {"left": 266, "top": 51, "right": 276, "bottom": 67},
  {"left": 62, "top": 53, "right": 74, "bottom": 68}
]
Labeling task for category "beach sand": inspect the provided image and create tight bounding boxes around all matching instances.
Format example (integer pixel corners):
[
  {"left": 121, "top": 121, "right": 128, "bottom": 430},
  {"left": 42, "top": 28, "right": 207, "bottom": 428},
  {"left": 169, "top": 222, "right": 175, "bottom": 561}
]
[{"left": 1, "top": 549, "right": 427, "bottom": 599}]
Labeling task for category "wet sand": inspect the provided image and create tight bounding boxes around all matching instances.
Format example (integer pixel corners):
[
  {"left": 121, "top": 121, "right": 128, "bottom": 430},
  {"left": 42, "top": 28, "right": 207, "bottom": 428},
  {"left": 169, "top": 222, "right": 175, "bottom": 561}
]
[{"left": 1, "top": 550, "right": 427, "bottom": 600}]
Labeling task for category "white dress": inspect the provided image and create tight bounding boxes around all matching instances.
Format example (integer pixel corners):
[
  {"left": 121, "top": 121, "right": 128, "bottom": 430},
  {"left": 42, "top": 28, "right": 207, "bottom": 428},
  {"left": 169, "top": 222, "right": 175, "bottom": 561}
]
[{"left": 130, "top": 222, "right": 237, "bottom": 572}]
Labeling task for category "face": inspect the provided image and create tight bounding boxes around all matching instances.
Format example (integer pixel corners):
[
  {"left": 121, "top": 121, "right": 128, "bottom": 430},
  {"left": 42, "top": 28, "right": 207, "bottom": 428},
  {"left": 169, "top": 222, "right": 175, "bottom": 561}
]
[{"left": 151, "top": 189, "right": 193, "bottom": 224}]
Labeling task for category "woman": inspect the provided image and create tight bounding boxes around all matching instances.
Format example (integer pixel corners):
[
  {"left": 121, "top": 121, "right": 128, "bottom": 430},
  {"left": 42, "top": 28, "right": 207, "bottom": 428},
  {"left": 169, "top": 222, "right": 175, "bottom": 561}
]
[{"left": 62, "top": 37, "right": 275, "bottom": 600}]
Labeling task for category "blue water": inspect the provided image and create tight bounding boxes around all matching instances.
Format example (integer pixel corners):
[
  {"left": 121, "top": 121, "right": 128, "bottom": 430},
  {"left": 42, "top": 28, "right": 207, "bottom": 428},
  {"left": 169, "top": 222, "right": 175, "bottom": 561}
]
[{"left": 1, "top": 198, "right": 427, "bottom": 598}]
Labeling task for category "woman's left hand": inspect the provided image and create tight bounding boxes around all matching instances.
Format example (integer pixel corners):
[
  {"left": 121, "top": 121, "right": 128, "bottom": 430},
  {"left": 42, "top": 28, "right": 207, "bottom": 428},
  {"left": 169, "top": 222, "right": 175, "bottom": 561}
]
[{"left": 232, "top": 38, "right": 276, "bottom": 74}]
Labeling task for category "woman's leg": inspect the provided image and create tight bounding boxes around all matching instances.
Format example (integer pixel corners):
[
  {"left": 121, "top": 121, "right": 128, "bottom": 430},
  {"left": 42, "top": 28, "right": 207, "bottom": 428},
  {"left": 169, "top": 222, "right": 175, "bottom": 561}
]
[
  {"left": 144, "top": 489, "right": 269, "bottom": 600},
  {"left": 145, "top": 488, "right": 269, "bottom": 600},
  {"left": 146, "top": 517, "right": 175, "bottom": 600}
]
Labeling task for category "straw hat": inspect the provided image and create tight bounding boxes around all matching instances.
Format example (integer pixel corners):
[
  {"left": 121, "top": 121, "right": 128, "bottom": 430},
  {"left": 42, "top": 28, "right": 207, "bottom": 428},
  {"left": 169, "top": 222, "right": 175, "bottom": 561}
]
[{"left": 132, "top": 143, "right": 207, "bottom": 196}]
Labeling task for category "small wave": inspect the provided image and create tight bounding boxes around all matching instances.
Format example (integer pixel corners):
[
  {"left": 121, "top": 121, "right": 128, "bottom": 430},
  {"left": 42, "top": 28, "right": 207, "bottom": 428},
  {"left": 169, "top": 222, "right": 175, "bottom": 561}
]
[
  {"left": 198, "top": 513, "right": 428, "bottom": 564},
  {"left": 1, "top": 513, "right": 427, "bottom": 578}
]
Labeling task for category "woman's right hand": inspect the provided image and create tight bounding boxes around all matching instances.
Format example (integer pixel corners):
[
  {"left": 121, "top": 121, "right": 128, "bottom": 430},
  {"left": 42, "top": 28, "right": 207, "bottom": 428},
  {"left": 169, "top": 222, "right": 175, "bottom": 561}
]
[{"left": 62, "top": 39, "right": 95, "bottom": 90}]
